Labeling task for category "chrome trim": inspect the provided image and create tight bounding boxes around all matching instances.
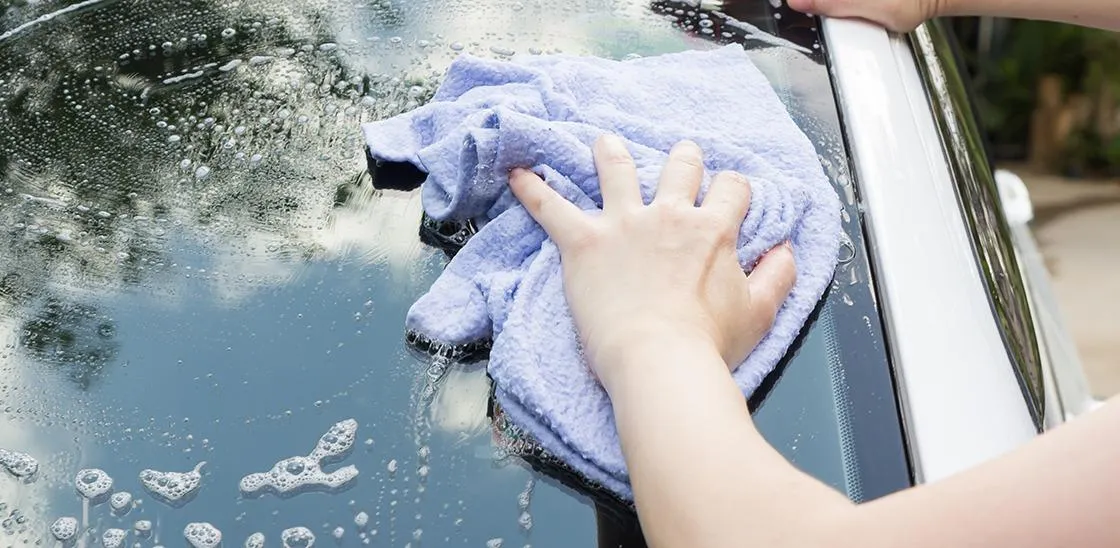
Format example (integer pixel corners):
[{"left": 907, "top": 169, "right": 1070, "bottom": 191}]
[{"left": 909, "top": 21, "right": 1046, "bottom": 430}]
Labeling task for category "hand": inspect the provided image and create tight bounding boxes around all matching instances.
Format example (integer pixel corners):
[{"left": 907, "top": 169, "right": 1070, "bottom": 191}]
[
  {"left": 508, "top": 135, "right": 796, "bottom": 392},
  {"left": 787, "top": 0, "right": 946, "bottom": 32}
]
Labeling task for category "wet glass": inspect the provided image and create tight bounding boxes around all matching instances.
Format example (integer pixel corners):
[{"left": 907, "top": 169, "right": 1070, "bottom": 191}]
[{"left": 0, "top": 0, "right": 908, "bottom": 547}]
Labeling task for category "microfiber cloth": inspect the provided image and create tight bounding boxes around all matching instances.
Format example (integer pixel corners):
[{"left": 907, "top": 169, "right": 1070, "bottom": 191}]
[{"left": 361, "top": 44, "right": 841, "bottom": 500}]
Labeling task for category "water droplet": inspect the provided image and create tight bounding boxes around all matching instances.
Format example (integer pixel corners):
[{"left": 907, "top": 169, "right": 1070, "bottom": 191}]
[
  {"left": 245, "top": 532, "right": 265, "bottom": 548},
  {"left": 0, "top": 449, "right": 38, "bottom": 479},
  {"left": 110, "top": 491, "right": 133, "bottom": 511},
  {"left": 280, "top": 527, "right": 315, "bottom": 548},
  {"left": 74, "top": 468, "right": 114, "bottom": 499},
  {"left": 184, "top": 523, "right": 221, "bottom": 548},
  {"left": 50, "top": 517, "right": 78, "bottom": 541},
  {"left": 103, "top": 528, "right": 128, "bottom": 548}
]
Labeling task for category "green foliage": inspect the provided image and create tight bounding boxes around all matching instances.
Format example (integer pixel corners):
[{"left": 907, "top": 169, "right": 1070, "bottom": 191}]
[
  {"left": 1063, "top": 129, "right": 1120, "bottom": 177},
  {"left": 1104, "top": 135, "right": 1120, "bottom": 175},
  {"left": 955, "top": 18, "right": 1120, "bottom": 167}
]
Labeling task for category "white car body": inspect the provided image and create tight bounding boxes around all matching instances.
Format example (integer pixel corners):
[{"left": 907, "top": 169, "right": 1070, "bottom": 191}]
[{"left": 825, "top": 18, "right": 1100, "bottom": 484}]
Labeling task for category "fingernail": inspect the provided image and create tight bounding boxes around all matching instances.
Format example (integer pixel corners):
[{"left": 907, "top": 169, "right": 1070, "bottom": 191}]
[
  {"left": 599, "top": 133, "right": 622, "bottom": 147},
  {"left": 671, "top": 140, "right": 701, "bottom": 154}
]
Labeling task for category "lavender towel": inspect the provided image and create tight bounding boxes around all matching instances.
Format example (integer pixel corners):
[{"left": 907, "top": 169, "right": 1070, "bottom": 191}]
[{"left": 362, "top": 44, "right": 841, "bottom": 500}]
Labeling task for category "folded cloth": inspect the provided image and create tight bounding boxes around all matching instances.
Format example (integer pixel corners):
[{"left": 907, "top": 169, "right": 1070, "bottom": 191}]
[{"left": 362, "top": 44, "right": 841, "bottom": 500}]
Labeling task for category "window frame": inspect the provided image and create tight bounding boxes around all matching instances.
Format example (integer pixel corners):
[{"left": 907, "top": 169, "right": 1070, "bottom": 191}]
[{"left": 908, "top": 20, "right": 1046, "bottom": 430}]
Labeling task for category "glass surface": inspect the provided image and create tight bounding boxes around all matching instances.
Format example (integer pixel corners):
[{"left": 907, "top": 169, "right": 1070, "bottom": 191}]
[{"left": 0, "top": 0, "right": 909, "bottom": 547}]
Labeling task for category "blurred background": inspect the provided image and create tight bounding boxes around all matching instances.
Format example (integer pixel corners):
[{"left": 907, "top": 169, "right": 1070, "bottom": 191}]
[{"left": 951, "top": 18, "right": 1120, "bottom": 398}]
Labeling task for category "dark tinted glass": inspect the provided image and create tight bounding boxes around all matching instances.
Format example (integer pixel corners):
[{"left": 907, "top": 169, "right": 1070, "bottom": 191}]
[{"left": 0, "top": 0, "right": 908, "bottom": 546}]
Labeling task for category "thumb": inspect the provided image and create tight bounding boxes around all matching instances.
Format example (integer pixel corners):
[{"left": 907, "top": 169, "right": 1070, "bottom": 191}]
[{"left": 745, "top": 242, "right": 797, "bottom": 325}]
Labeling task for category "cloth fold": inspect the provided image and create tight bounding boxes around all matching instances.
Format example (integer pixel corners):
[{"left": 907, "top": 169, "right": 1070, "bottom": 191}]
[{"left": 362, "top": 44, "right": 841, "bottom": 500}]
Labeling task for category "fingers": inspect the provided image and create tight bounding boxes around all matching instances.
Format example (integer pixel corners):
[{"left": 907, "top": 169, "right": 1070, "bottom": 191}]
[
  {"left": 786, "top": 0, "right": 819, "bottom": 14},
  {"left": 509, "top": 168, "right": 589, "bottom": 248},
  {"left": 745, "top": 243, "right": 797, "bottom": 322},
  {"left": 593, "top": 134, "right": 642, "bottom": 212},
  {"left": 653, "top": 140, "right": 705, "bottom": 206},
  {"left": 788, "top": 0, "right": 874, "bottom": 17},
  {"left": 787, "top": 0, "right": 929, "bottom": 32},
  {"left": 701, "top": 170, "right": 752, "bottom": 224}
]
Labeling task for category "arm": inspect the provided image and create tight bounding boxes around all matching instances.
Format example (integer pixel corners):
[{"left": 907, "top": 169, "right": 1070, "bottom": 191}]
[
  {"left": 605, "top": 334, "right": 852, "bottom": 547},
  {"left": 509, "top": 135, "right": 1120, "bottom": 548},
  {"left": 942, "top": 0, "right": 1120, "bottom": 30},
  {"left": 788, "top": 0, "right": 1120, "bottom": 32},
  {"left": 847, "top": 393, "right": 1120, "bottom": 547}
]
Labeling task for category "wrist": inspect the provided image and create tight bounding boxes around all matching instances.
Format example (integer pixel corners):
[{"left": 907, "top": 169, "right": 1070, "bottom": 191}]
[{"left": 590, "top": 325, "right": 727, "bottom": 395}]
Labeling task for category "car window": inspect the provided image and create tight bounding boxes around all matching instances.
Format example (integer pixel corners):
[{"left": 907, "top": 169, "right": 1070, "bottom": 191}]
[
  {"left": 910, "top": 20, "right": 1046, "bottom": 429},
  {"left": 0, "top": 0, "right": 908, "bottom": 546}
]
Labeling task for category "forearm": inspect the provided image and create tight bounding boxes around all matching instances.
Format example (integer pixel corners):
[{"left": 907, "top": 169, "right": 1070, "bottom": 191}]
[
  {"left": 840, "top": 394, "right": 1120, "bottom": 548},
  {"left": 603, "top": 336, "right": 853, "bottom": 548},
  {"left": 942, "top": 0, "right": 1120, "bottom": 31},
  {"left": 607, "top": 333, "right": 1120, "bottom": 548}
]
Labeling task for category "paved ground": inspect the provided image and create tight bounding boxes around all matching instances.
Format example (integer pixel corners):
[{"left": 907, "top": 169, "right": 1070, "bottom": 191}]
[{"left": 1013, "top": 165, "right": 1120, "bottom": 398}]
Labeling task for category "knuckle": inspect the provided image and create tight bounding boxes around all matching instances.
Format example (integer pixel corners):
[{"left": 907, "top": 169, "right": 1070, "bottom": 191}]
[
  {"left": 602, "top": 150, "right": 635, "bottom": 167},
  {"left": 655, "top": 201, "right": 690, "bottom": 224},
  {"left": 699, "top": 211, "right": 728, "bottom": 234},
  {"left": 528, "top": 190, "right": 553, "bottom": 215},
  {"left": 716, "top": 170, "right": 748, "bottom": 186},
  {"left": 756, "top": 292, "right": 782, "bottom": 323},
  {"left": 715, "top": 225, "right": 739, "bottom": 248},
  {"left": 565, "top": 226, "right": 601, "bottom": 252}
]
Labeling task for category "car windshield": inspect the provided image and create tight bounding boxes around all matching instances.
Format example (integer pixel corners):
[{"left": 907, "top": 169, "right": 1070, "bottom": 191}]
[{"left": 0, "top": 0, "right": 908, "bottom": 545}]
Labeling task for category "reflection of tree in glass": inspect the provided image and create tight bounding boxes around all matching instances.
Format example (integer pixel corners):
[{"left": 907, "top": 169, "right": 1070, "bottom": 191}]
[
  {"left": 0, "top": 1, "right": 365, "bottom": 384},
  {"left": 19, "top": 297, "right": 119, "bottom": 390},
  {"left": 0, "top": 0, "right": 438, "bottom": 301}
]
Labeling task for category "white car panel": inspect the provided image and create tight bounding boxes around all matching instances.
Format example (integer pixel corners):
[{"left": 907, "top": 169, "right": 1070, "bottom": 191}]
[{"left": 822, "top": 19, "right": 1038, "bottom": 484}]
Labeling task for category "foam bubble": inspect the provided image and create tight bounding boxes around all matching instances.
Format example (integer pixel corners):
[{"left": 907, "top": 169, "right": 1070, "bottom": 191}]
[
  {"left": 50, "top": 517, "right": 79, "bottom": 541},
  {"left": 0, "top": 449, "right": 38, "bottom": 479},
  {"left": 103, "top": 528, "right": 128, "bottom": 548},
  {"left": 310, "top": 419, "right": 358, "bottom": 460},
  {"left": 134, "top": 521, "right": 152, "bottom": 535},
  {"left": 239, "top": 419, "right": 359, "bottom": 497},
  {"left": 486, "top": 539, "right": 503, "bottom": 548},
  {"left": 280, "top": 527, "right": 314, "bottom": 548},
  {"left": 183, "top": 522, "right": 222, "bottom": 548},
  {"left": 110, "top": 491, "right": 133, "bottom": 511},
  {"left": 75, "top": 468, "right": 114, "bottom": 499},
  {"left": 139, "top": 461, "right": 205, "bottom": 506},
  {"left": 353, "top": 512, "right": 368, "bottom": 528},
  {"left": 245, "top": 532, "right": 264, "bottom": 548}
]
